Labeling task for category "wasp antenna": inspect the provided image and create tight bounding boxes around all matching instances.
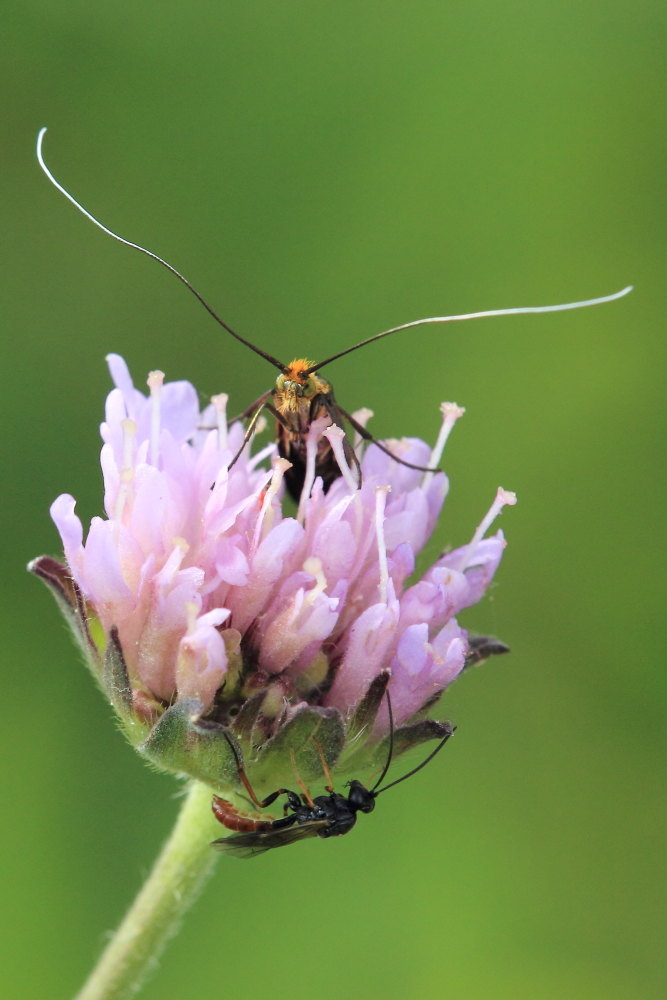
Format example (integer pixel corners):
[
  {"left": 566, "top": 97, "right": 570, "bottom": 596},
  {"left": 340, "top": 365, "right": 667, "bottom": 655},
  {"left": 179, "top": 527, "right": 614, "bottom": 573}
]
[
  {"left": 374, "top": 721, "right": 456, "bottom": 796},
  {"left": 370, "top": 689, "right": 396, "bottom": 793},
  {"left": 306, "top": 285, "right": 634, "bottom": 373},
  {"left": 36, "top": 127, "right": 286, "bottom": 372}
]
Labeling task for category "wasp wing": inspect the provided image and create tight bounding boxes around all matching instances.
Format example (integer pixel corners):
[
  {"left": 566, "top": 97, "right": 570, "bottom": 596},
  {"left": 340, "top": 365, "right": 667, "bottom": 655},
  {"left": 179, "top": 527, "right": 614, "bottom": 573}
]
[{"left": 211, "top": 820, "right": 329, "bottom": 858}]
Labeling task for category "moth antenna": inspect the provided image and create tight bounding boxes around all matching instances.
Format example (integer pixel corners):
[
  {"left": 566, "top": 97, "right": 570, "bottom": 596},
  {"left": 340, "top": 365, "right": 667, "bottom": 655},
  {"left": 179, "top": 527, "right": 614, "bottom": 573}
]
[
  {"left": 305, "top": 285, "right": 633, "bottom": 373},
  {"left": 36, "top": 127, "right": 286, "bottom": 373}
]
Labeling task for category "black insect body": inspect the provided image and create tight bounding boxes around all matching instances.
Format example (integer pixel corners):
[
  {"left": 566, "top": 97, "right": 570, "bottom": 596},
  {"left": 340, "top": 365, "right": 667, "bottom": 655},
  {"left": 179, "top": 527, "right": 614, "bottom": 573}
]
[
  {"left": 296, "top": 780, "right": 377, "bottom": 837},
  {"left": 211, "top": 780, "right": 378, "bottom": 858},
  {"left": 210, "top": 698, "right": 456, "bottom": 858}
]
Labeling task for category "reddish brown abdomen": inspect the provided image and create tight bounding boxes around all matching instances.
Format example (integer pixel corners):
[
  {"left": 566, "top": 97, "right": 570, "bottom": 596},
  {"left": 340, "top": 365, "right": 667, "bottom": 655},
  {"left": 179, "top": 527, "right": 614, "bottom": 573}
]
[{"left": 211, "top": 795, "right": 273, "bottom": 833}]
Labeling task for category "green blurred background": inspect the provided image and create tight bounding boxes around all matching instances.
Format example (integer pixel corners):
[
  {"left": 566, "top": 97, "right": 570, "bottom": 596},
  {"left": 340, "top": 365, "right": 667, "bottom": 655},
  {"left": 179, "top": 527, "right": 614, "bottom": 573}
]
[{"left": 3, "top": 2, "right": 665, "bottom": 998}]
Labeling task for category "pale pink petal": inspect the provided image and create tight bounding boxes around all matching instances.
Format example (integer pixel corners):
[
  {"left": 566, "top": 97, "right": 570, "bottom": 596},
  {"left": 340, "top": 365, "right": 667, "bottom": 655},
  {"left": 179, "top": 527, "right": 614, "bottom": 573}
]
[
  {"left": 47, "top": 354, "right": 513, "bottom": 731},
  {"left": 50, "top": 494, "right": 83, "bottom": 574},
  {"left": 176, "top": 609, "right": 229, "bottom": 710}
]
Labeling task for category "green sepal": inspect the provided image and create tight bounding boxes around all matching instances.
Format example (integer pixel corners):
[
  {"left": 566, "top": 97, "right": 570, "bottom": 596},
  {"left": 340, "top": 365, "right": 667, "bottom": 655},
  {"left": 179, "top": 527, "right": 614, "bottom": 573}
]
[
  {"left": 464, "top": 634, "right": 510, "bottom": 667},
  {"left": 138, "top": 699, "right": 241, "bottom": 793},
  {"left": 104, "top": 626, "right": 133, "bottom": 716},
  {"left": 28, "top": 556, "right": 102, "bottom": 679},
  {"left": 341, "top": 717, "right": 455, "bottom": 781},
  {"left": 345, "top": 670, "right": 390, "bottom": 743},
  {"left": 390, "top": 718, "right": 455, "bottom": 758},
  {"left": 249, "top": 706, "right": 345, "bottom": 794},
  {"left": 334, "top": 670, "right": 391, "bottom": 775},
  {"left": 229, "top": 690, "right": 267, "bottom": 753}
]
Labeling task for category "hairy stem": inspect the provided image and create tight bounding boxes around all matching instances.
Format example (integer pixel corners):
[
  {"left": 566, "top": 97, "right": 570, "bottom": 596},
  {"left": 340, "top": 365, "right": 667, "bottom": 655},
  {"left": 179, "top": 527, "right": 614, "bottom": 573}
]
[{"left": 75, "top": 780, "right": 219, "bottom": 1000}]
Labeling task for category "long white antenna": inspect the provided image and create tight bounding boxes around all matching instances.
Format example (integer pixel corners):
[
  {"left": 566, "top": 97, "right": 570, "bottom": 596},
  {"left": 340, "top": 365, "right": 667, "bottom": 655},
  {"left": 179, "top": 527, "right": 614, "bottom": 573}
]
[
  {"left": 36, "top": 127, "right": 286, "bottom": 371},
  {"left": 310, "top": 285, "right": 634, "bottom": 371},
  {"left": 37, "top": 127, "right": 633, "bottom": 379}
]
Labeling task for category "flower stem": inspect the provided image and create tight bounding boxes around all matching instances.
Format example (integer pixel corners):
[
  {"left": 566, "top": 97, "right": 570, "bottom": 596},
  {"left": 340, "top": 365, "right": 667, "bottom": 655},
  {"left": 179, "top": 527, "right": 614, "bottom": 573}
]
[{"left": 75, "top": 780, "right": 219, "bottom": 1000}]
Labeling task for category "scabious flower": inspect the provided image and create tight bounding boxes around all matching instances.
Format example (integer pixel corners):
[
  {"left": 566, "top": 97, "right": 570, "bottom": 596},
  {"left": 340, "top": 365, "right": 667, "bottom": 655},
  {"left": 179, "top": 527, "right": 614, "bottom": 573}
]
[{"left": 30, "top": 355, "right": 515, "bottom": 802}]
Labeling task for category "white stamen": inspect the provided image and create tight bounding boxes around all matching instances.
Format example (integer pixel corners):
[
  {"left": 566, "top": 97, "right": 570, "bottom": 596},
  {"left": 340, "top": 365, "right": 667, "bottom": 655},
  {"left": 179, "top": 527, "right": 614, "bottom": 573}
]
[
  {"left": 115, "top": 418, "right": 137, "bottom": 521},
  {"left": 422, "top": 401, "right": 466, "bottom": 489},
  {"left": 351, "top": 408, "right": 374, "bottom": 450},
  {"left": 460, "top": 486, "right": 517, "bottom": 570},
  {"left": 375, "top": 486, "right": 391, "bottom": 604},
  {"left": 147, "top": 370, "right": 164, "bottom": 467},
  {"left": 211, "top": 393, "right": 228, "bottom": 451},
  {"left": 302, "top": 556, "right": 328, "bottom": 606},
  {"left": 251, "top": 458, "right": 291, "bottom": 553},
  {"left": 323, "top": 424, "right": 359, "bottom": 493},
  {"left": 297, "top": 415, "right": 331, "bottom": 524}
]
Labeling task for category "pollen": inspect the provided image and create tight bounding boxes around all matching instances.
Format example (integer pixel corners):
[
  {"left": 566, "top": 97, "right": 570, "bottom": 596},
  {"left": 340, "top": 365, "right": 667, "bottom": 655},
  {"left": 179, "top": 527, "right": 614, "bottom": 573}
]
[
  {"left": 147, "top": 370, "right": 164, "bottom": 467},
  {"left": 115, "top": 418, "right": 137, "bottom": 521}
]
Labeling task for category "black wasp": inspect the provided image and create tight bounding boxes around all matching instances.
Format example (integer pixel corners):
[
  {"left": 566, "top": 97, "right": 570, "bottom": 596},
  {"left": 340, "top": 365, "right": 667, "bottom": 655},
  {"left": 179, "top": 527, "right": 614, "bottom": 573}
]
[{"left": 210, "top": 695, "right": 455, "bottom": 858}]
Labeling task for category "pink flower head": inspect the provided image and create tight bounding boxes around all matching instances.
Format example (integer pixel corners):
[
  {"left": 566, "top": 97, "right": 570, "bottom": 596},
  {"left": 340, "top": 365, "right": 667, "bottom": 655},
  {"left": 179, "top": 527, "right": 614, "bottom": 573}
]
[{"left": 31, "top": 357, "right": 515, "bottom": 796}]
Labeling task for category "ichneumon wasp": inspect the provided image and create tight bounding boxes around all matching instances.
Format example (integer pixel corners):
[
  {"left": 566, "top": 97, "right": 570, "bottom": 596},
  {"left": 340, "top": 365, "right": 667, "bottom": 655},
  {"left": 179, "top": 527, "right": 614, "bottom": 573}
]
[
  {"left": 210, "top": 692, "right": 455, "bottom": 858},
  {"left": 37, "top": 128, "right": 632, "bottom": 501}
]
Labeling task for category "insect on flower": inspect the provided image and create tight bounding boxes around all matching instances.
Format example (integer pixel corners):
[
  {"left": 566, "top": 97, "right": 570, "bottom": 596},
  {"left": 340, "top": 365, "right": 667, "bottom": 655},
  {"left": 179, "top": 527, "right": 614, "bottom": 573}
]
[
  {"left": 210, "top": 693, "right": 455, "bottom": 858},
  {"left": 36, "top": 128, "right": 632, "bottom": 502}
]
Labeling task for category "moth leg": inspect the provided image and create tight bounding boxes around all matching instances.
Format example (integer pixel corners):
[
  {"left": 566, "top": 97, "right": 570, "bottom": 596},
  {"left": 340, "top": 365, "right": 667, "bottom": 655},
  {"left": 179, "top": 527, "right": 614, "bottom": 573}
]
[
  {"left": 227, "top": 398, "right": 272, "bottom": 472},
  {"left": 199, "top": 388, "right": 274, "bottom": 431},
  {"left": 227, "top": 388, "right": 275, "bottom": 424},
  {"left": 262, "top": 400, "right": 293, "bottom": 430},
  {"left": 338, "top": 404, "right": 442, "bottom": 475}
]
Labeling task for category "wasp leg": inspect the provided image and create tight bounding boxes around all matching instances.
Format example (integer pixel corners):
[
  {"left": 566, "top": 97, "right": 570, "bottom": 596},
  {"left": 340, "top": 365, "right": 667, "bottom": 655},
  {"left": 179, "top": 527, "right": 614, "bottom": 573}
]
[
  {"left": 312, "top": 737, "right": 335, "bottom": 793},
  {"left": 236, "top": 764, "right": 296, "bottom": 810},
  {"left": 218, "top": 727, "right": 297, "bottom": 809},
  {"left": 289, "top": 749, "right": 316, "bottom": 807}
]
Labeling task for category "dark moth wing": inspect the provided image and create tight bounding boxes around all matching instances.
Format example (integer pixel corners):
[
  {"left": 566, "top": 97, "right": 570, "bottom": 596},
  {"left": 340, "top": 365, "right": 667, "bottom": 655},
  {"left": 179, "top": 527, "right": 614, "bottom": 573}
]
[
  {"left": 278, "top": 388, "right": 361, "bottom": 502},
  {"left": 211, "top": 820, "right": 330, "bottom": 858}
]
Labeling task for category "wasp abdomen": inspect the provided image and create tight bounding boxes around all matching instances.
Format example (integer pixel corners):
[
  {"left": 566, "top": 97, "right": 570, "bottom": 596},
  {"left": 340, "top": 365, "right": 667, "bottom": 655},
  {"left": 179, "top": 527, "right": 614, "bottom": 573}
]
[{"left": 211, "top": 795, "right": 273, "bottom": 833}]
